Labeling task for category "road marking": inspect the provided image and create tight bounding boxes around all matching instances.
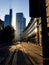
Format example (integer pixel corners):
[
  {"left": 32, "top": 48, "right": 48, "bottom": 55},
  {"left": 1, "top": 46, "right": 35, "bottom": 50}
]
[
  {"left": 22, "top": 52, "right": 33, "bottom": 65},
  {"left": 19, "top": 45, "right": 33, "bottom": 65},
  {"left": 12, "top": 49, "right": 18, "bottom": 65},
  {"left": 5, "top": 49, "right": 16, "bottom": 65}
]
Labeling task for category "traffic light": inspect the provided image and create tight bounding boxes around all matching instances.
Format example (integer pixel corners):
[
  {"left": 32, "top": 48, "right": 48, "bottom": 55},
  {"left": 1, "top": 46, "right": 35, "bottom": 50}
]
[{"left": 29, "top": 0, "right": 41, "bottom": 17}]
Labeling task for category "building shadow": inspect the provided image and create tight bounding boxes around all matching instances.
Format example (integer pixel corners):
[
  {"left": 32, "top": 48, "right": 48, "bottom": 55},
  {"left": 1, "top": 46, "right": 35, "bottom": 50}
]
[{"left": 17, "top": 50, "right": 33, "bottom": 65}]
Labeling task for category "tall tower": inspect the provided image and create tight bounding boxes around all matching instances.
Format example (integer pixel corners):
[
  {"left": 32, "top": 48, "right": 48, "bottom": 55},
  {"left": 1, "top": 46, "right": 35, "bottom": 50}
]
[
  {"left": 4, "top": 9, "right": 12, "bottom": 28},
  {"left": 16, "top": 13, "right": 26, "bottom": 41},
  {"left": 9, "top": 9, "right": 12, "bottom": 24}
]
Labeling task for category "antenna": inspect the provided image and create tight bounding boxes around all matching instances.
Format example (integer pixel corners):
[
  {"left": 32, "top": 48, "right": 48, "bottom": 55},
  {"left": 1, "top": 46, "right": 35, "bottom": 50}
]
[{"left": 9, "top": 0, "right": 12, "bottom": 9}]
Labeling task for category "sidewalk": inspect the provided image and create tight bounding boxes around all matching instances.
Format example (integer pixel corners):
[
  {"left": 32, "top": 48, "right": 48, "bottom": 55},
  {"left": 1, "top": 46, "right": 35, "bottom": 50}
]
[{"left": 21, "top": 42, "right": 43, "bottom": 65}]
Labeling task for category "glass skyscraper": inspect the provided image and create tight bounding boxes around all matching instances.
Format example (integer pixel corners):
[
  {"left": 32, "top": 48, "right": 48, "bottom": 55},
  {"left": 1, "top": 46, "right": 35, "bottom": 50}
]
[
  {"left": 4, "top": 9, "right": 12, "bottom": 28},
  {"left": 16, "top": 13, "right": 26, "bottom": 41}
]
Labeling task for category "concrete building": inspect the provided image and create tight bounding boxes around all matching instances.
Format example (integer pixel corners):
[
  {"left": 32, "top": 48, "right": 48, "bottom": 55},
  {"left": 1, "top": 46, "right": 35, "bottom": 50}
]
[
  {"left": 21, "top": 16, "right": 49, "bottom": 46},
  {"left": 21, "top": 0, "right": 49, "bottom": 45},
  {"left": 16, "top": 13, "right": 26, "bottom": 41},
  {"left": 21, "top": 18, "right": 42, "bottom": 45},
  {"left": 4, "top": 9, "right": 12, "bottom": 27}
]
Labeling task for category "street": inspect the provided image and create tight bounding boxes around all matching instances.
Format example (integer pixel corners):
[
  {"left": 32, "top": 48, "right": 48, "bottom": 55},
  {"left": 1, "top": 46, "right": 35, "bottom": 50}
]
[{"left": 0, "top": 42, "right": 43, "bottom": 65}]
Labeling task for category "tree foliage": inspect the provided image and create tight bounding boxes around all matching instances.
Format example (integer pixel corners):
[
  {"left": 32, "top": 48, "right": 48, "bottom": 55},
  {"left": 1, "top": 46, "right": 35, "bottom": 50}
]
[{"left": 1, "top": 25, "right": 15, "bottom": 43}]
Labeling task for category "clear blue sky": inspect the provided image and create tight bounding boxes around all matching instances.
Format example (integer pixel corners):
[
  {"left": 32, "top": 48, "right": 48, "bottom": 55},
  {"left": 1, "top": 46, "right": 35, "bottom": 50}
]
[{"left": 0, "top": 0, "right": 30, "bottom": 29}]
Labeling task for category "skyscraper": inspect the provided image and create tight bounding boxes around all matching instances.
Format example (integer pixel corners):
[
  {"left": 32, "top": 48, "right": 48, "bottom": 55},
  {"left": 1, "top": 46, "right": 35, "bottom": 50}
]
[
  {"left": 9, "top": 9, "right": 12, "bottom": 24},
  {"left": 16, "top": 13, "right": 26, "bottom": 41},
  {"left": 4, "top": 9, "right": 12, "bottom": 28}
]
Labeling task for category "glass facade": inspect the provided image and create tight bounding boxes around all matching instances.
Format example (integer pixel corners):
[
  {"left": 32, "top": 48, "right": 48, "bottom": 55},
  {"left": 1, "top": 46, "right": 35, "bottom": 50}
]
[
  {"left": 4, "top": 9, "right": 12, "bottom": 27},
  {"left": 16, "top": 13, "right": 26, "bottom": 40}
]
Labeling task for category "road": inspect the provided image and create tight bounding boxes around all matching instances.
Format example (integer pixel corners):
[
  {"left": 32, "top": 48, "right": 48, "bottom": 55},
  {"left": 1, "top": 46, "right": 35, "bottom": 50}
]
[{"left": 0, "top": 42, "right": 43, "bottom": 65}]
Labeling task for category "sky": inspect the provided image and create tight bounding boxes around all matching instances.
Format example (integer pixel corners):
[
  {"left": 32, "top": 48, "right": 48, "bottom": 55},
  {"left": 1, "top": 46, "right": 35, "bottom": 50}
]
[{"left": 0, "top": 0, "right": 30, "bottom": 29}]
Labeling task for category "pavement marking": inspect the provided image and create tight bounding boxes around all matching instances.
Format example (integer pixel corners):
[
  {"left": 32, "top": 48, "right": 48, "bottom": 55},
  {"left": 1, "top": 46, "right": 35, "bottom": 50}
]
[
  {"left": 18, "top": 44, "right": 33, "bottom": 65},
  {"left": 5, "top": 52, "right": 13, "bottom": 65},
  {"left": 22, "top": 51, "right": 33, "bottom": 65},
  {"left": 12, "top": 49, "right": 18, "bottom": 65},
  {"left": 5, "top": 48, "right": 16, "bottom": 65}
]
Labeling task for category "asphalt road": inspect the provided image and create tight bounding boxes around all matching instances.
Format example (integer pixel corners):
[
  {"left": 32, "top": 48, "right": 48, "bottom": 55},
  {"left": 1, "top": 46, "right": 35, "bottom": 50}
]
[{"left": 0, "top": 42, "right": 43, "bottom": 65}]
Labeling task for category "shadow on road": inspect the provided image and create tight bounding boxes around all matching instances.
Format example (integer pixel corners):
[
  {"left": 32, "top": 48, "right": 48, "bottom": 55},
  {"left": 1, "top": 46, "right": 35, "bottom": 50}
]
[
  {"left": 0, "top": 42, "right": 14, "bottom": 65},
  {"left": 0, "top": 46, "right": 10, "bottom": 65},
  {"left": 17, "top": 50, "right": 33, "bottom": 65}
]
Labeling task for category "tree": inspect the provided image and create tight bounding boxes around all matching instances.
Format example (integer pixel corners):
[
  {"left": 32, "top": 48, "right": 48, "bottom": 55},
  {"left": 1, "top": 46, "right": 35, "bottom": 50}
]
[{"left": 2, "top": 25, "right": 15, "bottom": 43}]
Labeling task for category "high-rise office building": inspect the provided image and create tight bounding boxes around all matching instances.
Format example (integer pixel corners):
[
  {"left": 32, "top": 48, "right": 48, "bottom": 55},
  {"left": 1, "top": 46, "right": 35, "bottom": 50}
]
[
  {"left": 4, "top": 9, "right": 12, "bottom": 27},
  {"left": 16, "top": 13, "right": 26, "bottom": 40},
  {"left": 9, "top": 9, "right": 12, "bottom": 24}
]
